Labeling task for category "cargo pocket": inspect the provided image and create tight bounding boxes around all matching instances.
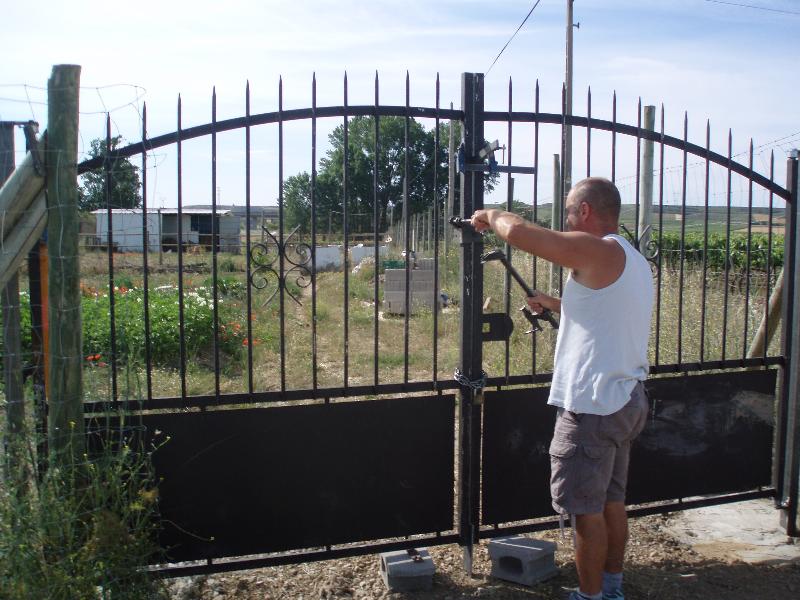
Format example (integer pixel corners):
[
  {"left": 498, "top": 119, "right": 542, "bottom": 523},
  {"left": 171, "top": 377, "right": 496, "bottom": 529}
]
[
  {"left": 549, "top": 438, "right": 578, "bottom": 513},
  {"left": 549, "top": 438, "right": 578, "bottom": 459}
]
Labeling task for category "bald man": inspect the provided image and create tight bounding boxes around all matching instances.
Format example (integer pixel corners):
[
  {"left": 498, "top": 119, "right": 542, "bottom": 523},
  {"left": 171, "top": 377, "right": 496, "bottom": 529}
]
[{"left": 471, "top": 177, "right": 653, "bottom": 600}]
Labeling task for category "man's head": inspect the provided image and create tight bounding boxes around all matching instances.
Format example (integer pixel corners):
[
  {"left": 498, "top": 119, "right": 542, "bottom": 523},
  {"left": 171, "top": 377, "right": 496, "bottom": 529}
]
[{"left": 564, "top": 177, "right": 621, "bottom": 235}]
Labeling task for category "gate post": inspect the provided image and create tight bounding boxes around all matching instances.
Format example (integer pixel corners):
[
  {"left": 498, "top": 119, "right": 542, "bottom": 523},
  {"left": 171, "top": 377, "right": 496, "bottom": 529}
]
[
  {"left": 778, "top": 151, "right": 800, "bottom": 535},
  {"left": 457, "top": 72, "right": 485, "bottom": 573}
]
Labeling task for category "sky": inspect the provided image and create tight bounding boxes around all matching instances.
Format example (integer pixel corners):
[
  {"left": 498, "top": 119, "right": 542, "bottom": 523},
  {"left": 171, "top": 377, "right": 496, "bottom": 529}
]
[{"left": 1, "top": 0, "right": 798, "bottom": 212}]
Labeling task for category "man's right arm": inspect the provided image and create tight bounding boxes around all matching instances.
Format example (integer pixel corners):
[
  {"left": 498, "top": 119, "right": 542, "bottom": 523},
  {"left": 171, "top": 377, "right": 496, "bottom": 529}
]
[{"left": 527, "top": 291, "right": 561, "bottom": 315}]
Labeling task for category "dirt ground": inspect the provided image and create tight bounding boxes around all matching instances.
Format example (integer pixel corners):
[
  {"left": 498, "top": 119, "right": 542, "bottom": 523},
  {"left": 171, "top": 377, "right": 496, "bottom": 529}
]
[{"left": 164, "top": 513, "right": 800, "bottom": 600}]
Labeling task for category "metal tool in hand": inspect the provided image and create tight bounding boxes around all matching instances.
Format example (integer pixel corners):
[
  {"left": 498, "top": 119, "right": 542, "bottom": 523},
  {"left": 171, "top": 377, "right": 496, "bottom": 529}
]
[
  {"left": 480, "top": 249, "right": 559, "bottom": 334},
  {"left": 448, "top": 216, "right": 476, "bottom": 230}
]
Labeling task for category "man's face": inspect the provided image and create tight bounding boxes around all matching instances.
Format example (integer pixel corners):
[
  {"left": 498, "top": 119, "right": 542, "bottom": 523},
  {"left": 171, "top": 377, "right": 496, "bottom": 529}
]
[{"left": 564, "top": 194, "right": 585, "bottom": 232}]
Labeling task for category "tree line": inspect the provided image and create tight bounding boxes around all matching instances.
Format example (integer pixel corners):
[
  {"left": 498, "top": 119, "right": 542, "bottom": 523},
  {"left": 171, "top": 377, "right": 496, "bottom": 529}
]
[{"left": 79, "top": 118, "right": 498, "bottom": 228}]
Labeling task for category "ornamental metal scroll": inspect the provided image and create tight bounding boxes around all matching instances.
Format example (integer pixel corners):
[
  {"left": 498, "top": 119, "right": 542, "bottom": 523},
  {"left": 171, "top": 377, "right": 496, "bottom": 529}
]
[
  {"left": 619, "top": 224, "right": 660, "bottom": 276},
  {"left": 249, "top": 224, "right": 312, "bottom": 307}
]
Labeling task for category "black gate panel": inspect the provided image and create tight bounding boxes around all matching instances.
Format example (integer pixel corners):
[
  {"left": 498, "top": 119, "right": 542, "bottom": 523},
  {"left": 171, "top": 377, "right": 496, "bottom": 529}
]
[
  {"left": 131, "top": 394, "right": 454, "bottom": 562},
  {"left": 482, "top": 386, "right": 555, "bottom": 524},
  {"left": 628, "top": 369, "right": 776, "bottom": 504},
  {"left": 482, "top": 370, "right": 775, "bottom": 525}
]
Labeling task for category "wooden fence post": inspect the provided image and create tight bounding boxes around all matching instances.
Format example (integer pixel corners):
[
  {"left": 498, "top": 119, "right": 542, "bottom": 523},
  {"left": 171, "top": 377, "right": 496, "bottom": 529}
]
[
  {"left": 46, "top": 64, "right": 83, "bottom": 461},
  {"left": 1, "top": 121, "right": 26, "bottom": 482}
]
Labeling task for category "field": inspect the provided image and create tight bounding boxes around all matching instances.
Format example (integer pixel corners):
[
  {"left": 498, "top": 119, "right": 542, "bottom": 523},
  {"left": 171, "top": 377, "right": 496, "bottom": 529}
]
[{"left": 66, "top": 229, "right": 781, "bottom": 406}]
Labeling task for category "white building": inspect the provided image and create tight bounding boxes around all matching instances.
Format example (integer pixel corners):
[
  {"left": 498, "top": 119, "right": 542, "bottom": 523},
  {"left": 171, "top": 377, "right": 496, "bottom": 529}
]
[{"left": 92, "top": 208, "right": 241, "bottom": 253}]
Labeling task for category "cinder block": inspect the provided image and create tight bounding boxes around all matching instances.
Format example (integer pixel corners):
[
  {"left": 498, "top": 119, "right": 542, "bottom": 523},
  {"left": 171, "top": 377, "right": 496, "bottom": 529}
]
[
  {"left": 487, "top": 536, "right": 558, "bottom": 587},
  {"left": 383, "top": 269, "right": 437, "bottom": 314},
  {"left": 379, "top": 547, "right": 435, "bottom": 592}
]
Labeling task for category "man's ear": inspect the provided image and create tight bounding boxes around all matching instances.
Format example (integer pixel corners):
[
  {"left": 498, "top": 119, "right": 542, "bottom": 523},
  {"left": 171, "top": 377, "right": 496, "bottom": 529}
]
[{"left": 579, "top": 200, "right": 591, "bottom": 220}]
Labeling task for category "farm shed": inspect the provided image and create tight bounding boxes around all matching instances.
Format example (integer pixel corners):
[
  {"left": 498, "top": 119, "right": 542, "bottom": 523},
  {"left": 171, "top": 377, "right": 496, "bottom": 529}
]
[{"left": 92, "top": 208, "right": 241, "bottom": 253}]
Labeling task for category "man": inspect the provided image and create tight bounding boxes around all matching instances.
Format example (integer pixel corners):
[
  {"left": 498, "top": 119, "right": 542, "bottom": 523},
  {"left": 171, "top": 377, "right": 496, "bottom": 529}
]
[{"left": 471, "top": 177, "right": 653, "bottom": 600}]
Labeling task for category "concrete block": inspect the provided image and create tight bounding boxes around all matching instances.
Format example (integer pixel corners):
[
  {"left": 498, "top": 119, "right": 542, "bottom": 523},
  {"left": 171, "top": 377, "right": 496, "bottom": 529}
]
[
  {"left": 487, "top": 536, "right": 558, "bottom": 587},
  {"left": 416, "top": 257, "right": 435, "bottom": 270},
  {"left": 383, "top": 269, "right": 437, "bottom": 314},
  {"left": 379, "top": 547, "right": 435, "bottom": 592}
]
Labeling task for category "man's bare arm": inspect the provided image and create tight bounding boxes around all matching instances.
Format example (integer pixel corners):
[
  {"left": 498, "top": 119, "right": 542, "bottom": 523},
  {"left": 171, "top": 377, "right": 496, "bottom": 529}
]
[{"left": 471, "top": 209, "right": 616, "bottom": 274}]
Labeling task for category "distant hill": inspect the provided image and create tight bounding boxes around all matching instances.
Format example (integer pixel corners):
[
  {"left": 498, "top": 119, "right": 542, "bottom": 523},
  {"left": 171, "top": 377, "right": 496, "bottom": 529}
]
[{"left": 484, "top": 202, "right": 785, "bottom": 234}]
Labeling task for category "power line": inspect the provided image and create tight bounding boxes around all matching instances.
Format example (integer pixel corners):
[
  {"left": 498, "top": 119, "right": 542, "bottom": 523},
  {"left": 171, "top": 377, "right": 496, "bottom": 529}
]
[
  {"left": 486, "top": 0, "right": 543, "bottom": 75},
  {"left": 703, "top": 0, "right": 800, "bottom": 16}
]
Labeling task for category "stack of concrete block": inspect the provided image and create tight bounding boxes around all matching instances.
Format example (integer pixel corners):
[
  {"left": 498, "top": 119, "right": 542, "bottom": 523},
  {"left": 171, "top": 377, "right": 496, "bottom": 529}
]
[
  {"left": 416, "top": 257, "right": 435, "bottom": 271},
  {"left": 383, "top": 268, "right": 436, "bottom": 314},
  {"left": 487, "top": 536, "right": 558, "bottom": 587},
  {"left": 379, "top": 548, "right": 435, "bottom": 592}
]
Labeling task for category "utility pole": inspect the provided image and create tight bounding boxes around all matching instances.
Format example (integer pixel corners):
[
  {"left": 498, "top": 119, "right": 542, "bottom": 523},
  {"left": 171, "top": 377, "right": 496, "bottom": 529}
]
[
  {"left": 563, "top": 0, "right": 576, "bottom": 199},
  {"left": 638, "top": 105, "right": 656, "bottom": 253}
]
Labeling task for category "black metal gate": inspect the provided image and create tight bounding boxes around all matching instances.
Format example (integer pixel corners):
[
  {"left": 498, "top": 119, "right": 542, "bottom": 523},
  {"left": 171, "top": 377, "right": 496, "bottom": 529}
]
[{"left": 77, "top": 72, "right": 800, "bottom": 576}]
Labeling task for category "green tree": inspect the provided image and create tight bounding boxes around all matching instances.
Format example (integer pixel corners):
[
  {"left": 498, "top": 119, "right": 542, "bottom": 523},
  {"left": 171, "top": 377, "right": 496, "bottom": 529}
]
[
  {"left": 283, "top": 170, "right": 340, "bottom": 234},
  {"left": 79, "top": 136, "right": 142, "bottom": 212},
  {"left": 282, "top": 116, "right": 497, "bottom": 235}
]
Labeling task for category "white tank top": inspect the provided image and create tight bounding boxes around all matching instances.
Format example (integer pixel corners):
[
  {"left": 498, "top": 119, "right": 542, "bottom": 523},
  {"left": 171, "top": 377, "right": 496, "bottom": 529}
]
[{"left": 548, "top": 234, "right": 654, "bottom": 416}]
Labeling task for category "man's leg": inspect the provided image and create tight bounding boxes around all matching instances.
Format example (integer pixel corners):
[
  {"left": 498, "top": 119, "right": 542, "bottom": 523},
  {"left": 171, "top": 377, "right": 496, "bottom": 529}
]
[
  {"left": 603, "top": 501, "right": 628, "bottom": 574},
  {"left": 574, "top": 512, "right": 607, "bottom": 596}
]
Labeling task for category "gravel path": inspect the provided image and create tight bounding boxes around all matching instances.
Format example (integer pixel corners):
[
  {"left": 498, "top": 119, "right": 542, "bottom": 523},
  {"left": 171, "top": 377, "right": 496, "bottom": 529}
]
[{"left": 166, "top": 514, "right": 800, "bottom": 600}]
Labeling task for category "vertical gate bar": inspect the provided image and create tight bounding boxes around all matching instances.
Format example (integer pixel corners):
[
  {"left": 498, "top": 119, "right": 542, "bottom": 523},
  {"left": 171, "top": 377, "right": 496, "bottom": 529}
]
[
  {"left": 504, "top": 77, "right": 512, "bottom": 381},
  {"left": 611, "top": 92, "right": 617, "bottom": 184},
  {"left": 177, "top": 96, "right": 187, "bottom": 401},
  {"left": 458, "top": 72, "right": 484, "bottom": 574},
  {"left": 311, "top": 75, "right": 319, "bottom": 391},
  {"left": 433, "top": 73, "right": 440, "bottom": 383},
  {"left": 700, "top": 121, "right": 710, "bottom": 365},
  {"left": 634, "top": 99, "right": 641, "bottom": 240},
  {"left": 373, "top": 72, "right": 380, "bottom": 388},
  {"left": 586, "top": 87, "right": 591, "bottom": 177},
  {"left": 245, "top": 82, "right": 254, "bottom": 394},
  {"left": 677, "top": 113, "right": 688, "bottom": 366},
  {"left": 343, "top": 73, "right": 350, "bottom": 390},
  {"left": 141, "top": 103, "right": 153, "bottom": 402},
  {"left": 558, "top": 84, "right": 566, "bottom": 293},
  {"left": 775, "top": 155, "right": 797, "bottom": 506},
  {"left": 531, "top": 81, "right": 540, "bottom": 375},
  {"left": 742, "top": 141, "right": 754, "bottom": 361},
  {"left": 654, "top": 105, "right": 665, "bottom": 366},
  {"left": 211, "top": 88, "right": 221, "bottom": 401},
  {"left": 777, "top": 153, "right": 799, "bottom": 532},
  {"left": 764, "top": 152, "right": 774, "bottom": 362},
  {"left": 403, "top": 72, "right": 411, "bottom": 383},
  {"left": 722, "top": 131, "right": 733, "bottom": 361},
  {"left": 104, "top": 114, "right": 118, "bottom": 404},
  {"left": 279, "top": 78, "right": 287, "bottom": 392}
]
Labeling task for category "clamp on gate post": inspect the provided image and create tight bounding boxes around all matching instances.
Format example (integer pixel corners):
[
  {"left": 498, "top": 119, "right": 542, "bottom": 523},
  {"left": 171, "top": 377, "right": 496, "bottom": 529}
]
[{"left": 457, "top": 140, "right": 536, "bottom": 175}]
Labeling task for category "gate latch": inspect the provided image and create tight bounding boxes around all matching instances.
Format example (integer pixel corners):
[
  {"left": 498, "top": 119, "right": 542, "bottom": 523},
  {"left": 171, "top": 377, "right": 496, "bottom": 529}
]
[
  {"left": 482, "top": 313, "right": 514, "bottom": 342},
  {"left": 458, "top": 141, "right": 536, "bottom": 175}
]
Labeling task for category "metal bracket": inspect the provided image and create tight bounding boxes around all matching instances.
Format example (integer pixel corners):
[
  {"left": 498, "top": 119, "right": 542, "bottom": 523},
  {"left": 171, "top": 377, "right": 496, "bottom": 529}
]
[
  {"left": 458, "top": 141, "right": 536, "bottom": 176},
  {"left": 482, "top": 313, "right": 514, "bottom": 342}
]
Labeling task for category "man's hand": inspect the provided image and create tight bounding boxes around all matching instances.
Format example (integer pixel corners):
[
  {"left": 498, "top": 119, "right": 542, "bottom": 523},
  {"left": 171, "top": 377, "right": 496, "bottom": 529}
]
[
  {"left": 526, "top": 291, "right": 561, "bottom": 315},
  {"left": 470, "top": 209, "right": 496, "bottom": 234}
]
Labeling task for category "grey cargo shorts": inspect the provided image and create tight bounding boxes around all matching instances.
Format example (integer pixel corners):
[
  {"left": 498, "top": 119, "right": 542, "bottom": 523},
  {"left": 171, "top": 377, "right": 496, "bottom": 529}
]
[{"left": 549, "top": 381, "right": 649, "bottom": 516}]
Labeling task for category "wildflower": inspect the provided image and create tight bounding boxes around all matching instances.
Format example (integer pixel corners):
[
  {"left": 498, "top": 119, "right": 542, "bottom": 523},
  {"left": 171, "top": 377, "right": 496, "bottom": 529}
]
[{"left": 138, "top": 488, "right": 159, "bottom": 504}]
